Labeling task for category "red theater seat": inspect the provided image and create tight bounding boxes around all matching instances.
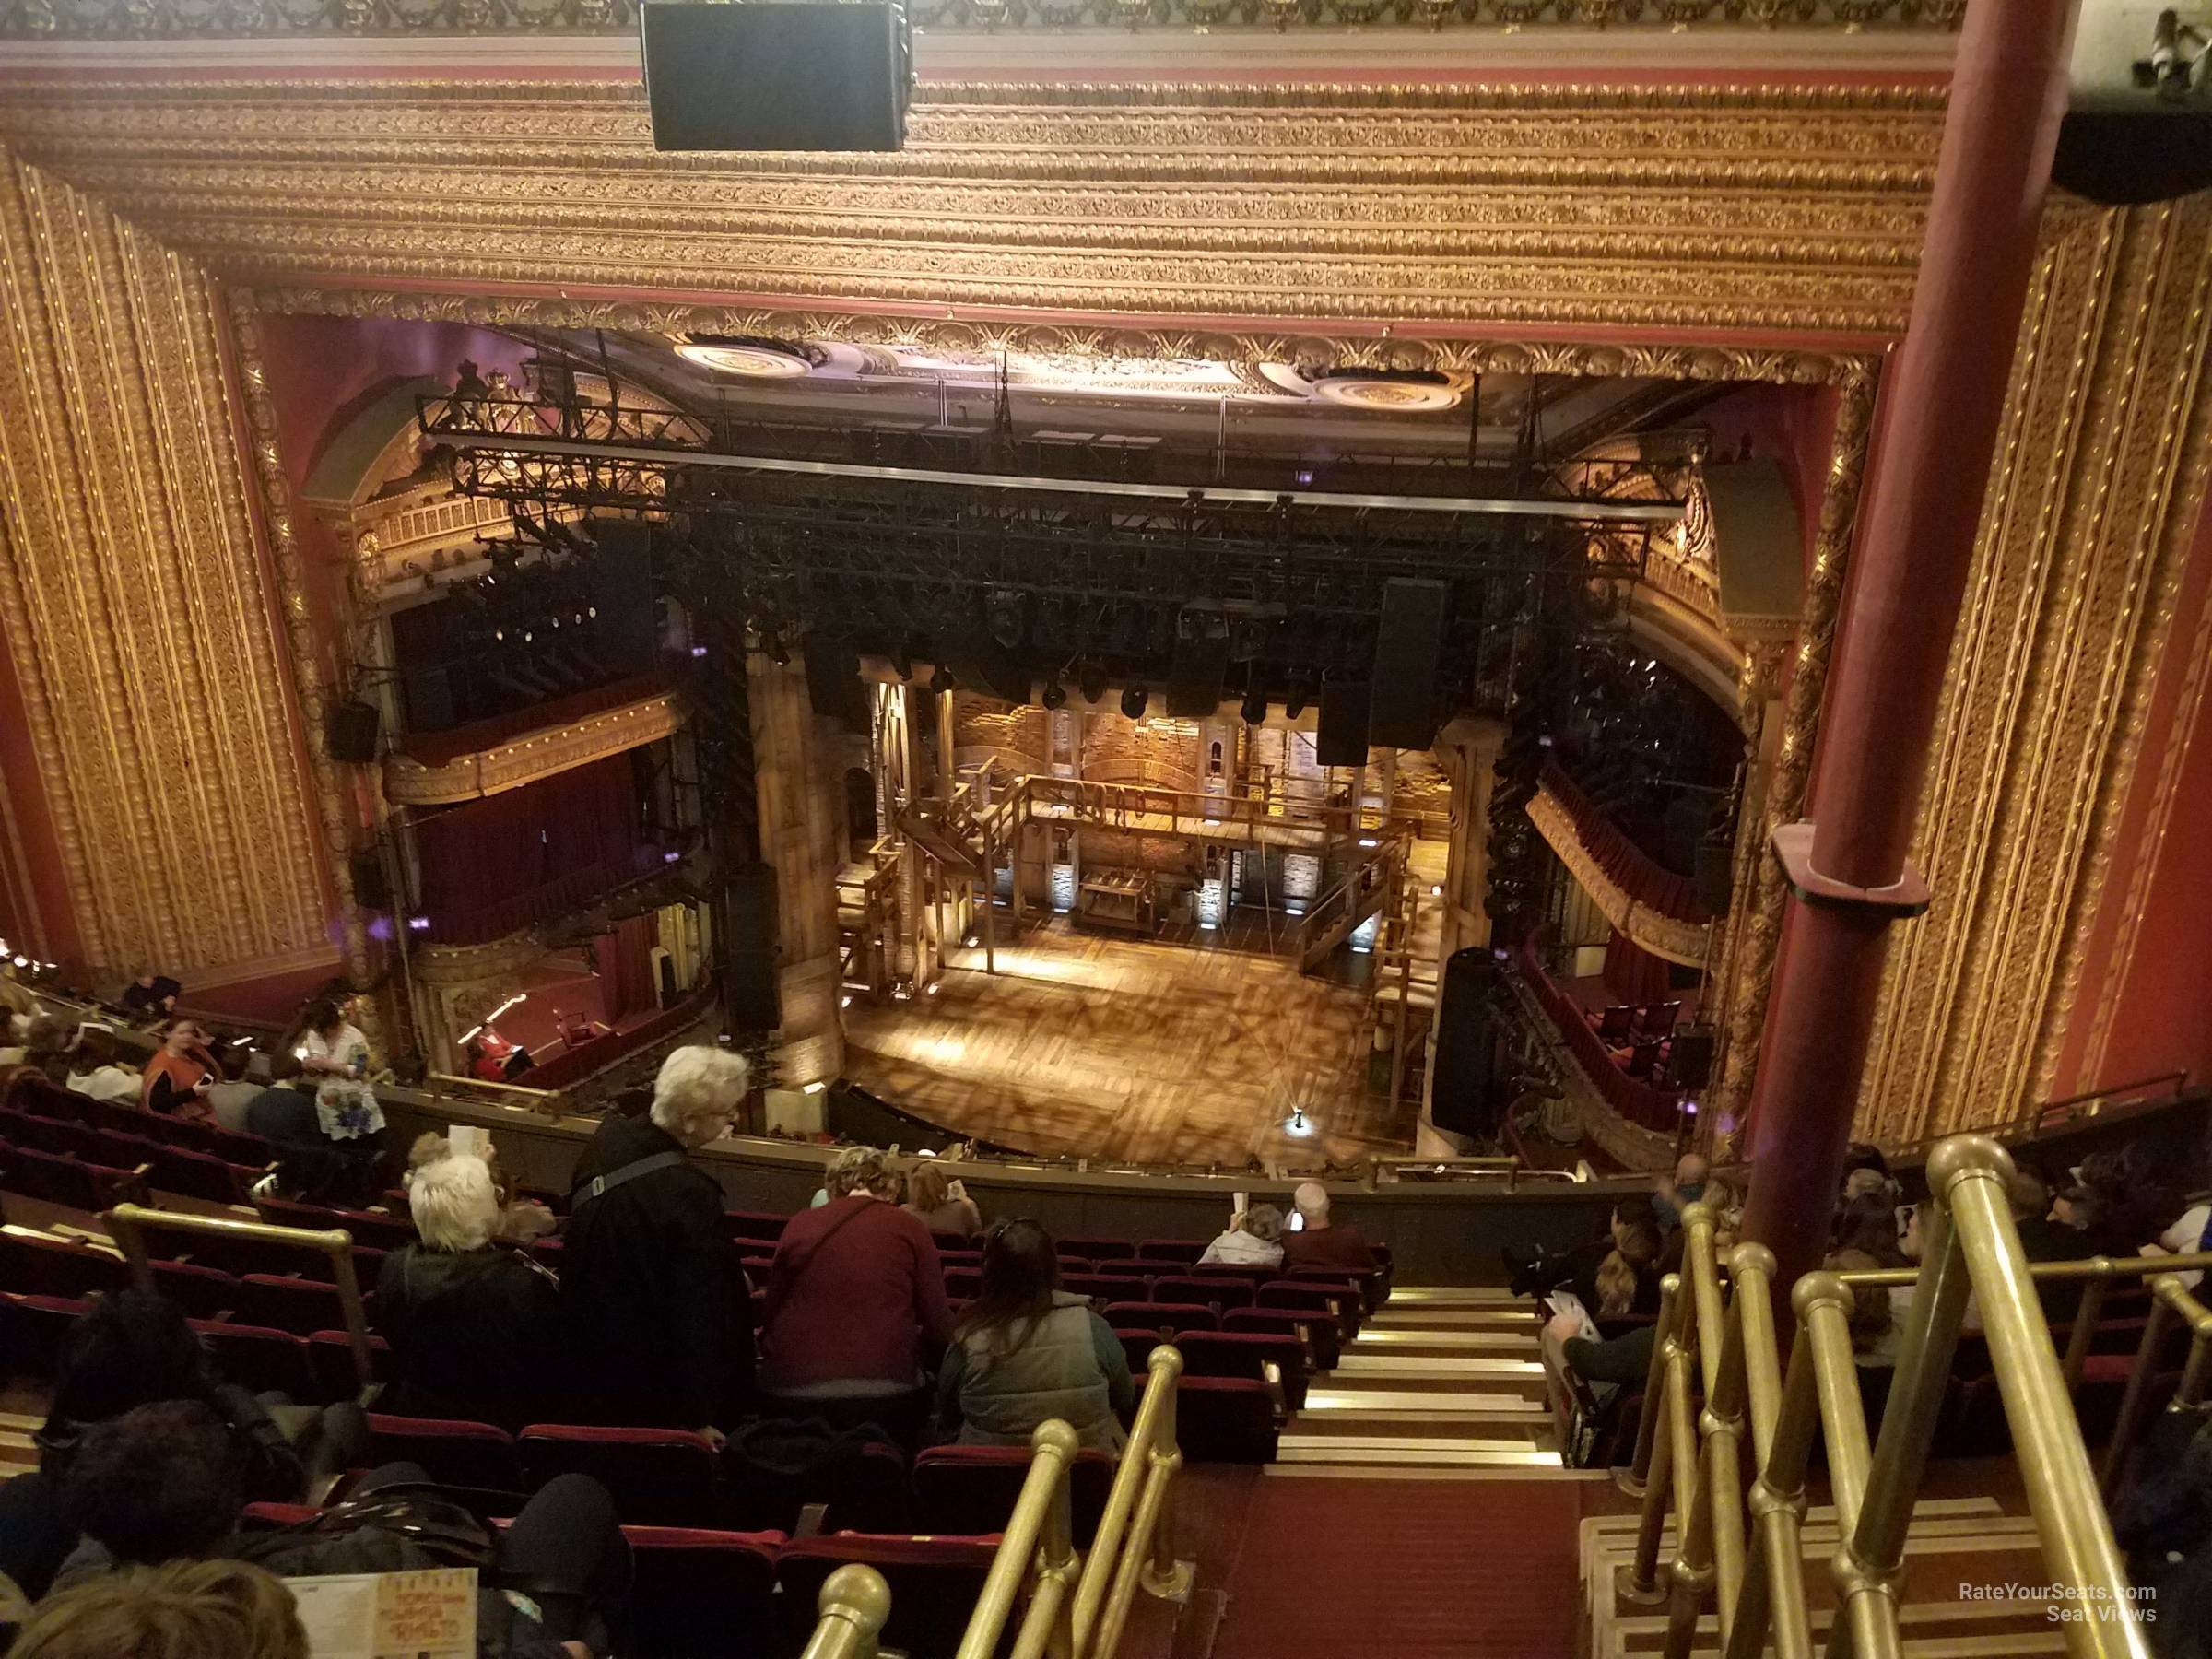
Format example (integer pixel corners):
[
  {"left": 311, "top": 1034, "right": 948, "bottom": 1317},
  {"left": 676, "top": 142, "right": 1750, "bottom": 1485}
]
[
  {"left": 1135, "top": 1239, "right": 1205, "bottom": 1264},
  {"left": 145, "top": 1142, "right": 260, "bottom": 1205},
  {"left": 0, "top": 1230, "right": 131, "bottom": 1300},
  {"left": 191, "top": 1321, "right": 318, "bottom": 1399},
  {"left": 1088, "top": 1258, "right": 1155, "bottom": 1280},
  {"left": 1188, "top": 1263, "right": 1275, "bottom": 1288},
  {"left": 721, "top": 1209, "right": 790, "bottom": 1245},
  {"left": 1151, "top": 1275, "right": 1253, "bottom": 1312},
  {"left": 1258, "top": 1280, "right": 1360, "bottom": 1338},
  {"left": 1178, "top": 1330, "right": 1308, "bottom": 1412},
  {"left": 624, "top": 1525, "right": 783, "bottom": 1656},
  {"left": 146, "top": 1257, "right": 240, "bottom": 1320},
  {"left": 1222, "top": 1307, "right": 1340, "bottom": 1371},
  {"left": 308, "top": 1329, "right": 391, "bottom": 1401},
  {"left": 366, "top": 1414, "right": 524, "bottom": 1491},
  {"left": 235, "top": 1273, "right": 349, "bottom": 1335},
  {"left": 1115, "top": 1328, "right": 1162, "bottom": 1376},
  {"left": 945, "top": 1266, "right": 982, "bottom": 1300},
  {"left": 913, "top": 1444, "right": 1113, "bottom": 1547},
  {"left": 2, "top": 1145, "right": 147, "bottom": 1211},
  {"left": 776, "top": 1534, "right": 1001, "bottom": 1659},
  {"left": 0, "top": 1292, "right": 92, "bottom": 1378},
  {"left": 1063, "top": 1274, "right": 1148, "bottom": 1302},
  {"left": 1057, "top": 1238, "right": 1128, "bottom": 1260},
  {"left": 1177, "top": 1376, "right": 1278, "bottom": 1464},
  {"left": 0, "top": 1110, "right": 100, "bottom": 1159},
  {"left": 1102, "top": 1301, "right": 1216, "bottom": 1337},
  {"left": 720, "top": 1436, "right": 911, "bottom": 1537},
  {"left": 519, "top": 1425, "right": 721, "bottom": 1527}
]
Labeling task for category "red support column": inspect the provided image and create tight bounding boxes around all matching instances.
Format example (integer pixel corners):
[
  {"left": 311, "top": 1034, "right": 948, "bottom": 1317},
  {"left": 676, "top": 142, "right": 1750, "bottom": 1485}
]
[{"left": 1739, "top": 0, "right": 2079, "bottom": 1292}]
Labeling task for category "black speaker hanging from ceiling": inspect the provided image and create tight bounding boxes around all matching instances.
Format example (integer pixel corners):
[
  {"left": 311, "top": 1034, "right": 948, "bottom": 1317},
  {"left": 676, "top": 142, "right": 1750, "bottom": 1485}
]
[
  {"left": 1315, "top": 679, "right": 1371, "bottom": 769},
  {"left": 326, "top": 701, "right": 382, "bottom": 765},
  {"left": 1367, "top": 578, "right": 1446, "bottom": 749}
]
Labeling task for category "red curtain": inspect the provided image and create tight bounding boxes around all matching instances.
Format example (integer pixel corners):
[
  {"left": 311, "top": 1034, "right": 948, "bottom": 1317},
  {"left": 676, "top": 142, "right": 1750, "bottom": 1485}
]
[
  {"left": 1603, "top": 929, "right": 1673, "bottom": 1006},
  {"left": 415, "top": 755, "right": 651, "bottom": 945}
]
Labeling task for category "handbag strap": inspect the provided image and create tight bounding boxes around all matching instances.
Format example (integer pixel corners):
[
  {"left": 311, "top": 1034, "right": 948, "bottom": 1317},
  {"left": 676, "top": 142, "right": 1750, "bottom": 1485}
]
[
  {"left": 780, "top": 1197, "right": 876, "bottom": 1295},
  {"left": 568, "top": 1147, "right": 689, "bottom": 1214}
]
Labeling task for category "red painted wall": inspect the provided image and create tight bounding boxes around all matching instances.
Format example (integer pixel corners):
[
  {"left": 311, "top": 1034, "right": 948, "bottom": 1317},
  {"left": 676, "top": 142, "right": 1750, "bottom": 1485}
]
[{"left": 2053, "top": 488, "right": 2212, "bottom": 1098}]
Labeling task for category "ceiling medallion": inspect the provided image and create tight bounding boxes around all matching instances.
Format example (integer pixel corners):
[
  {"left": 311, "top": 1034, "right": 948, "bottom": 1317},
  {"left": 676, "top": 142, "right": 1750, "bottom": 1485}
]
[
  {"left": 672, "top": 335, "right": 819, "bottom": 379},
  {"left": 1256, "top": 363, "right": 1472, "bottom": 411}
]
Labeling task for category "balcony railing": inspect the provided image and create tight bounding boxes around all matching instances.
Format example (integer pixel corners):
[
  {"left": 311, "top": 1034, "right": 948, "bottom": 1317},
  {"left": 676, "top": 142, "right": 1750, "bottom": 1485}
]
[
  {"left": 1622, "top": 1135, "right": 2199, "bottom": 1659},
  {"left": 1514, "top": 938, "right": 1684, "bottom": 1135}
]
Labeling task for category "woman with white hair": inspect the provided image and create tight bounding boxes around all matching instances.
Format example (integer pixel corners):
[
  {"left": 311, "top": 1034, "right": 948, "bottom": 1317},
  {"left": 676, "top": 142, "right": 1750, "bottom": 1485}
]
[
  {"left": 562, "top": 1044, "right": 753, "bottom": 1435},
  {"left": 373, "top": 1153, "right": 561, "bottom": 1430},
  {"left": 757, "top": 1142, "right": 954, "bottom": 1441}
]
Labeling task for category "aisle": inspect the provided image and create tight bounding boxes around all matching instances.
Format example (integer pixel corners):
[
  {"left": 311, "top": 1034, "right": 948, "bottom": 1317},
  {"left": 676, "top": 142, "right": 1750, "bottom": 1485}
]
[{"left": 1209, "top": 1473, "right": 1584, "bottom": 1659}]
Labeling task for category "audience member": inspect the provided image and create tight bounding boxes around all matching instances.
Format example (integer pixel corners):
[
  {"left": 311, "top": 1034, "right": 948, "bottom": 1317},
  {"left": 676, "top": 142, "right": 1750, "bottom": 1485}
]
[
  {"left": 1200, "top": 1204, "right": 1286, "bottom": 1269},
  {"left": 52, "top": 1403, "right": 619, "bottom": 1658},
  {"left": 1509, "top": 1195, "right": 1660, "bottom": 1311},
  {"left": 202, "top": 1041, "right": 264, "bottom": 1132},
  {"left": 1652, "top": 1151, "right": 1709, "bottom": 1231},
  {"left": 293, "top": 998, "right": 370, "bottom": 1080},
  {"left": 1280, "top": 1182, "right": 1375, "bottom": 1273},
  {"left": 8, "top": 1559, "right": 307, "bottom": 1659},
  {"left": 375, "top": 1153, "right": 563, "bottom": 1430},
  {"left": 139, "top": 1018, "right": 219, "bottom": 1120},
  {"left": 564, "top": 1045, "right": 752, "bottom": 1434},
  {"left": 61, "top": 1027, "right": 138, "bottom": 1103},
  {"left": 2151, "top": 1188, "right": 2212, "bottom": 1289},
  {"left": 242, "top": 1054, "right": 378, "bottom": 1205},
  {"left": 901, "top": 1159, "right": 982, "bottom": 1238},
  {"left": 758, "top": 1144, "right": 954, "bottom": 1437},
  {"left": 119, "top": 965, "right": 182, "bottom": 1019},
  {"left": 36, "top": 1292, "right": 314, "bottom": 1507},
  {"left": 935, "top": 1219, "right": 1132, "bottom": 1454},
  {"left": 407, "top": 1131, "right": 557, "bottom": 1244}
]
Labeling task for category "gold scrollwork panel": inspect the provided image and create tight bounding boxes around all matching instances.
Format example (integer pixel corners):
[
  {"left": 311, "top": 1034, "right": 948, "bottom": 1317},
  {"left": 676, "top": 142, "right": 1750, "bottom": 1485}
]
[
  {"left": 1856, "top": 195, "right": 2212, "bottom": 1145},
  {"left": 0, "top": 79, "right": 1946, "bottom": 338},
  {"left": 0, "top": 152, "right": 328, "bottom": 973}
]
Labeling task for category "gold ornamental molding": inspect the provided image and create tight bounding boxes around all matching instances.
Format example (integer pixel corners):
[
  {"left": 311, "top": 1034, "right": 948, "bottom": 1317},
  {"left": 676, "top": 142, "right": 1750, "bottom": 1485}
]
[
  {"left": 1526, "top": 783, "right": 1712, "bottom": 968},
  {"left": 0, "top": 78, "right": 1945, "bottom": 338},
  {"left": 411, "top": 928, "right": 547, "bottom": 988},
  {"left": 1855, "top": 194, "right": 2212, "bottom": 1147},
  {"left": 385, "top": 688, "right": 688, "bottom": 806},
  {"left": 0, "top": 0, "right": 1967, "bottom": 39}
]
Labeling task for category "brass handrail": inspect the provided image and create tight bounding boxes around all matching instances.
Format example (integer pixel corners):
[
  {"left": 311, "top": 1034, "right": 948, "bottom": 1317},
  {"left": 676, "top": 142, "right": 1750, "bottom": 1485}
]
[
  {"left": 799, "top": 1564, "right": 892, "bottom": 1659},
  {"left": 954, "top": 1345, "right": 1193, "bottom": 1659},
  {"left": 104, "top": 1202, "right": 378, "bottom": 1394},
  {"left": 1612, "top": 1142, "right": 2206, "bottom": 1659}
]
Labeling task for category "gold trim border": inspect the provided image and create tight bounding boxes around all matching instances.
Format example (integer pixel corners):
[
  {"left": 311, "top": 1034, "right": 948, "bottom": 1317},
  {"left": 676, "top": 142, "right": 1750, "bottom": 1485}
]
[
  {"left": 1527, "top": 783, "right": 1711, "bottom": 967},
  {"left": 385, "top": 689, "right": 687, "bottom": 806}
]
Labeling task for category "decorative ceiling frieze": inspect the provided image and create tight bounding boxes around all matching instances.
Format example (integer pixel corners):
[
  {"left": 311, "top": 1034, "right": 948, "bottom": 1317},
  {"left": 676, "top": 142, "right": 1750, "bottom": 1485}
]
[
  {"left": 0, "top": 0, "right": 1967, "bottom": 41},
  {"left": 0, "top": 77, "right": 1945, "bottom": 338}
]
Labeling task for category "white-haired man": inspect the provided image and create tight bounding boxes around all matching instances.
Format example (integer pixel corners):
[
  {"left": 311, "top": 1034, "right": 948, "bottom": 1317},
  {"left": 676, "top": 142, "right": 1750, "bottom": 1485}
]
[
  {"left": 1279, "top": 1181, "right": 1377, "bottom": 1275},
  {"left": 563, "top": 1044, "right": 751, "bottom": 1437}
]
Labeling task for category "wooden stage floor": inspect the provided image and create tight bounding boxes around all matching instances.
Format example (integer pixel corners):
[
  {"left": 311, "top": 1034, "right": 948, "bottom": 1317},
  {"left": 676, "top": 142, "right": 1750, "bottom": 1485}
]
[{"left": 841, "top": 912, "right": 1420, "bottom": 1168}]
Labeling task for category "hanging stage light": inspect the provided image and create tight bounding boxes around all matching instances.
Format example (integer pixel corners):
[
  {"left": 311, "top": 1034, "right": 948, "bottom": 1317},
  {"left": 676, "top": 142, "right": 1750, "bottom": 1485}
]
[
  {"left": 1284, "top": 684, "right": 1311, "bottom": 719},
  {"left": 1241, "top": 687, "right": 1268, "bottom": 724},
  {"left": 892, "top": 644, "right": 914, "bottom": 682},
  {"left": 1077, "top": 661, "right": 1110, "bottom": 705},
  {"left": 1121, "top": 685, "right": 1148, "bottom": 720},
  {"left": 1041, "top": 677, "right": 1067, "bottom": 710},
  {"left": 930, "top": 663, "right": 956, "bottom": 696}
]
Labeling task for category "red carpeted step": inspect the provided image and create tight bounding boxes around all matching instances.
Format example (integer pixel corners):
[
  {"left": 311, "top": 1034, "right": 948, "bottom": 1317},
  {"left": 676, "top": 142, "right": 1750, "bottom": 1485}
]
[{"left": 1212, "top": 1476, "right": 1582, "bottom": 1659}]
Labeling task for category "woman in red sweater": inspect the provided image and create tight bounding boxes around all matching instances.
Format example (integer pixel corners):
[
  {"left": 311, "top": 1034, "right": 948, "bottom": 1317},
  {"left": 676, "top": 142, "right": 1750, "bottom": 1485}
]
[{"left": 758, "top": 1147, "right": 954, "bottom": 1440}]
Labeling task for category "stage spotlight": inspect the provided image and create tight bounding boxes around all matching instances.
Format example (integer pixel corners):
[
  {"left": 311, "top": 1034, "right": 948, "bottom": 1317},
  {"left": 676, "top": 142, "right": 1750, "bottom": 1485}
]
[
  {"left": 892, "top": 645, "right": 914, "bottom": 682},
  {"left": 1121, "top": 685, "right": 1148, "bottom": 720},
  {"left": 1241, "top": 688, "right": 1267, "bottom": 724},
  {"left": 761, "top": 630, "right": 791, "bottom": 665},
  {"left": 1078, "top": 662, "right": 1110, "bottom": 704},
  {"left": 1284, "top": 686, "right": 1310, "bottom": 719},
  {"left": 930, "top": 663, "right": 955, "bottom": 696},
  {"left": 1041, "top": 677, "right": 1067, "bottom": 711},
  {"left": 986, "top": 587, "right": 1028, "bottom": 649}
]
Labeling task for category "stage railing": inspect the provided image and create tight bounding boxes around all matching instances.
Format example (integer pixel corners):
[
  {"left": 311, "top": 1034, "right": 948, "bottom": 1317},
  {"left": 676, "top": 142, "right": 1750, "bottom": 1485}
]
[
  {"left": 104, "top": 1202, "right": 379, "bottom": 1394},
  {"left": 1618, "top": 1136, "right": 2205, "bottom": 1659},
  {"left": 957, "top": 1345, "right": 1193, "bottom": 1659},
  {"left": 799, "top": 1565, "right": 892, "bottom": 1659}
]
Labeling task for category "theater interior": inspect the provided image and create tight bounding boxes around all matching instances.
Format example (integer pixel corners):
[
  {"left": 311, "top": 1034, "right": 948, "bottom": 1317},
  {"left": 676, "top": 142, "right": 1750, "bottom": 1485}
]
[{"left": 2, "top": 1, "right": 2211, "bottom": 1655}]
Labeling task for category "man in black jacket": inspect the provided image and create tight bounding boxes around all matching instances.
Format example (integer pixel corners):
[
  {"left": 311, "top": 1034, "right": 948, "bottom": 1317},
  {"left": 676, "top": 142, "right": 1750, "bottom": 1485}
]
[{"left": 562, "top": 1045, "right": 753, "bottom": 1436}]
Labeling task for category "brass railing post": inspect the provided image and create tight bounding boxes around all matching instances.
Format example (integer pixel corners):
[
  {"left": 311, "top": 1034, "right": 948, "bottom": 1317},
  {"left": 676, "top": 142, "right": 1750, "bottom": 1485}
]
[
  {"left": 1726, "top": 1245, "right": 1814, "bottom": 1659},
  {"left": 800, "top": 1564, "right": 892, "bottom": 1659},
  {"left": 1623, "top": 1272, "right": 1681, "bottom": 1496},
  {"left": 1009, "top": 1421, "right": 1081, "bottom": 1659},
  {"left": 1933, "top": 1136, "right": 2148, "bottom": 1659},
  {"left": 1621, "top": 1339, "right": 1677, "bottom": 1606},
  {"left": 2101, "top": 1292, "right": 2177, "bottom": 1494},
  {"left": 1074, "top": 1346, "right": 1191, "bottom": 1659},
  {"left": 1685, "top": 1206, "right": 1748, "bottom": 1650},
  {"left": 2061, "top": 1271, "right": 2112, "bottom": 1396},
  {"left": 958, "top": 1419, "right": 1079, "bottom": 1659},
  {"left": 1660, "top": 1327, "right": 1713, "bottom": 1659}
]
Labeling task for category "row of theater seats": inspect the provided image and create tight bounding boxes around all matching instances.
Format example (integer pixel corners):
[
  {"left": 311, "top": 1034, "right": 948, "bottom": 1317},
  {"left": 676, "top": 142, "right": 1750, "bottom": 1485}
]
[
  {"left": 243, "top": 1497, "right": 1011, "bottom": 1659},
  {"left": 1571, "top": 1278, "right": 2192, "bottom": 1469}
]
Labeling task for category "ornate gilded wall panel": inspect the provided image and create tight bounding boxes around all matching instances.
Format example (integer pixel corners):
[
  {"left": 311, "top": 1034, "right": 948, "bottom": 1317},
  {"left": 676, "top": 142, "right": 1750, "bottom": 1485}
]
[
  {"left": 1856, "top": 196, "right": 2212, "bottom": 1145},
  {"left": 0, "top": 0, "right": 1966, "bottom": 39},
  {"left": 0, "top": 153, "right": 328, "bottom": 972},
  {"left": 0, "top": 79, "right": 1944, "bottom": 338}
]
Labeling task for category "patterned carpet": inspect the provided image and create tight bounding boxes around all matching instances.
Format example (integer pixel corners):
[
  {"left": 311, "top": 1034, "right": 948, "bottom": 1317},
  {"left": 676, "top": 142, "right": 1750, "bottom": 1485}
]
[{"left": 1209, "top": 1477, "right": 1584, "bottom": 1659}]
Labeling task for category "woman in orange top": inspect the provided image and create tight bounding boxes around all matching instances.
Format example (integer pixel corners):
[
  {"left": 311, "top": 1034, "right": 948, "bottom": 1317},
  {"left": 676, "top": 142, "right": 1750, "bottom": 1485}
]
[{"left": 140, "top": 1018, "right": 219, "bottom": 1121}]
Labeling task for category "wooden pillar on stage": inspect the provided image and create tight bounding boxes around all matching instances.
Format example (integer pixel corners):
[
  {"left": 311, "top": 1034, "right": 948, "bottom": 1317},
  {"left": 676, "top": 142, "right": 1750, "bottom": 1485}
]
[{"left": 747, "top": 651, "right": 846, "bottom": 1087}]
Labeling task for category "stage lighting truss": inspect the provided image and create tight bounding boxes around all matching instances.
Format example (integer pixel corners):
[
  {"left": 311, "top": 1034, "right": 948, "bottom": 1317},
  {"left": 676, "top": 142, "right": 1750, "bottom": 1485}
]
[{"left": 430, "top": 393, "right": 1676, "bottom": 715}]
